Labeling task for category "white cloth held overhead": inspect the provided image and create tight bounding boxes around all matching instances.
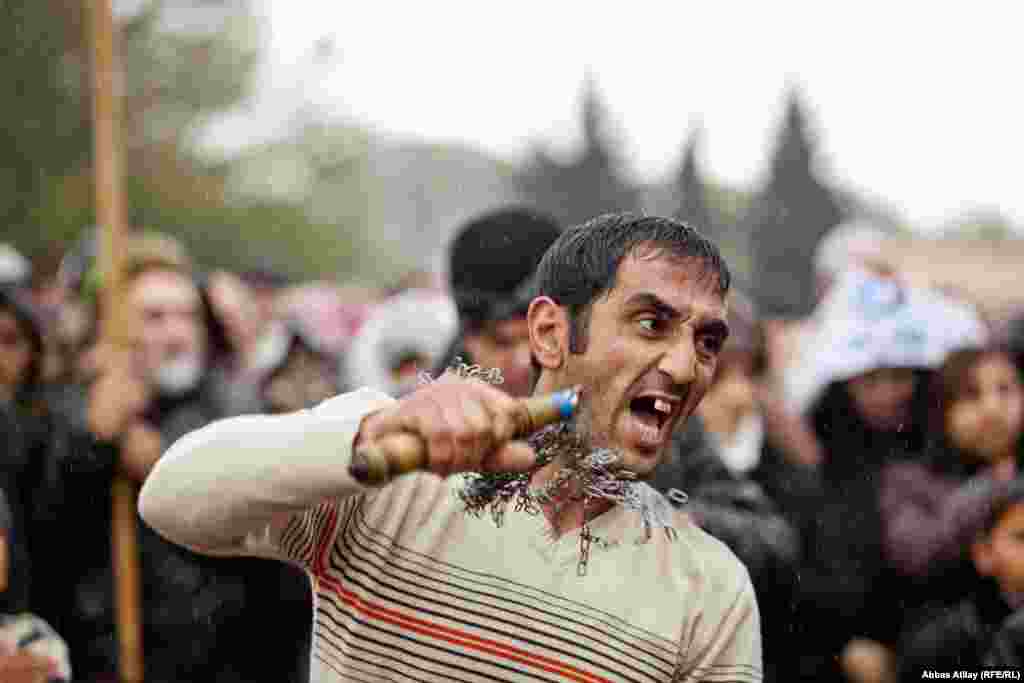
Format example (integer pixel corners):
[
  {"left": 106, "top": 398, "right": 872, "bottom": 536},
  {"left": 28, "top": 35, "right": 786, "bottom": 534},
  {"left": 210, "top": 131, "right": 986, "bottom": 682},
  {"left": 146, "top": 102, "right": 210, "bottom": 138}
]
[{"left": 786, "top": 268, "right": 989, "bottom": 413}]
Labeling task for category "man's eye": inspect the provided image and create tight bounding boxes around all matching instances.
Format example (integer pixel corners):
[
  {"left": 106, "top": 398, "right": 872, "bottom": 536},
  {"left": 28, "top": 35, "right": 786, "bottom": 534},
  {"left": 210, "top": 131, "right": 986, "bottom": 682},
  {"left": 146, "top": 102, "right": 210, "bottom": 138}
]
[
  {"left": 637, "top": 318, "right": 660, "bottom": 334},
  {"left": 699, "top": 335, "right": 725, "bottom": 355}
]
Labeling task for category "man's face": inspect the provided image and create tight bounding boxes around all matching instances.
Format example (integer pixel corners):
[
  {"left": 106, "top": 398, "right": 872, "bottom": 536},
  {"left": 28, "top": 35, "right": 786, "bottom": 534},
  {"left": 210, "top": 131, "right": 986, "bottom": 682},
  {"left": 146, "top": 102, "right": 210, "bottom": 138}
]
[
  {"left": 463, "top": 317, "right": 532, "bottom": 397},
  {"left": 127, "top": 269, "right": 206, "bottom": 397},
  {"left": 0, "top": 309, "right": 32, "bottom": 402},
  {"left": 536, "top": 249, "right": 729, "bottom": 476}
]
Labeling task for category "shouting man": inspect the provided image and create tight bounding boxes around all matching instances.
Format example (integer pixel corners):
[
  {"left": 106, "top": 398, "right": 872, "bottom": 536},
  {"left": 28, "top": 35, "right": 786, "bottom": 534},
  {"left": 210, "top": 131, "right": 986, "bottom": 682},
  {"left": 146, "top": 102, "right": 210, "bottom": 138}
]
[{"left": 140, "top": 214, "right": 762, "bottom": 682}]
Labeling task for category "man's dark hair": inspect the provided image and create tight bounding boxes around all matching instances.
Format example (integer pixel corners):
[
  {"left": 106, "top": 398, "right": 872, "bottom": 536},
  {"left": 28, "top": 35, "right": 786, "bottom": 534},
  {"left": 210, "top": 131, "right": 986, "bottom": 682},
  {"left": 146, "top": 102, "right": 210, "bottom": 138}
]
[{"left": 530, "top": 213, "right": 731, "bottom": 382}]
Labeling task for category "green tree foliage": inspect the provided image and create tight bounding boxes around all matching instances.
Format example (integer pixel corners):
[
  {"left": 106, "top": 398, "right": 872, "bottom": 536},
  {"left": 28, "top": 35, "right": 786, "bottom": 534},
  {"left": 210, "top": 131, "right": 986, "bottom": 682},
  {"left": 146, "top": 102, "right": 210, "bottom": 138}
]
[
  {"left": 2, "top": 0, "right": 364, "bottom": 281},
  {"left": 519, "top": 75, "right": 638, "bottom": 228},
  {"left": 745, "top": 90, "right": 843, "bottom": 316},
  {"left": 668, "top": 132, "right": 755, "bottom": 288},
  {"left": 940, "top": 209, "right": 1019, "bottom": 241},
  {"left": 0, "top": 1, "right": 91, "bottom": 253}
]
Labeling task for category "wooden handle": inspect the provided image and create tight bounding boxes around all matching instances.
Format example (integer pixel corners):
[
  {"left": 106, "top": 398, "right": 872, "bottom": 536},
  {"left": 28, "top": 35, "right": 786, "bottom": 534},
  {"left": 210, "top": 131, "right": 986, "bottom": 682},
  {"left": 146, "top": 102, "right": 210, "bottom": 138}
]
[
  {"left": 349, "top": 387, "right": 579, "bottom": 485},
  {"left": 111, "top": 474, "right": 144, "bottom": 682}
]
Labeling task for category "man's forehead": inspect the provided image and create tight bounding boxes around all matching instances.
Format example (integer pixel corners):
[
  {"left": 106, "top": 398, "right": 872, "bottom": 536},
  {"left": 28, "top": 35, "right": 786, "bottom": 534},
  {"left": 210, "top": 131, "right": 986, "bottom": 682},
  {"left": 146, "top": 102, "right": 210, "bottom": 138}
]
[{"left": 610, "top": 252, "right": 727, "bottom": 315}]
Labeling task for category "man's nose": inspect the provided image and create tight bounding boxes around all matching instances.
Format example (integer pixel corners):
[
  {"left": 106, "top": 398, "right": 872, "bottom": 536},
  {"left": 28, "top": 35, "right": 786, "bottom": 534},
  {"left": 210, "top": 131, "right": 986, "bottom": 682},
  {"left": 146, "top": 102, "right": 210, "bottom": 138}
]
[{"left": 658, "top": 340, "right": 697, "bottom": 386}]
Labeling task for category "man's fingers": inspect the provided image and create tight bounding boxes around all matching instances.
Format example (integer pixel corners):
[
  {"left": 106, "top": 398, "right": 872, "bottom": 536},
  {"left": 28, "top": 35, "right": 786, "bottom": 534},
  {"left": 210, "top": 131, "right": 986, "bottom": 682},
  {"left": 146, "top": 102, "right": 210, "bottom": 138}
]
[
  {"left": 419, "top": 399, "right": 459, "bottom": 477},
  {"left": 481, "top": 390, "right": 522, "bottom": 443},
  {"left": 457, "top": 397, "right": 492, "bottom": 467},
  {"left": 355, "top": 380, "right": 540, "bottom": 480},
  {"left": 480, "top": 441, "right": 537, "bottom": 474}
]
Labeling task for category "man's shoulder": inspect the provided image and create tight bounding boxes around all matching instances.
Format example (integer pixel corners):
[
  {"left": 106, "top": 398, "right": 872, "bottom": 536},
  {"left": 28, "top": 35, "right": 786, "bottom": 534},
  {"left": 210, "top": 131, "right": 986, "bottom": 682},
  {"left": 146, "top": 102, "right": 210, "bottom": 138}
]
[{"left": 671, "top": 508, "right": 754, "bottom": 593}]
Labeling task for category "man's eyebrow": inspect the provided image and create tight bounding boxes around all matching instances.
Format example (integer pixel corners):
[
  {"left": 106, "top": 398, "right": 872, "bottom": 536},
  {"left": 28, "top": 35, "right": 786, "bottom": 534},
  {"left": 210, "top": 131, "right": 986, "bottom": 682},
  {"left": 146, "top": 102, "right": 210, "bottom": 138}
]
[{"left": 624, "top": 292, "right": 683, "bottom": 318}]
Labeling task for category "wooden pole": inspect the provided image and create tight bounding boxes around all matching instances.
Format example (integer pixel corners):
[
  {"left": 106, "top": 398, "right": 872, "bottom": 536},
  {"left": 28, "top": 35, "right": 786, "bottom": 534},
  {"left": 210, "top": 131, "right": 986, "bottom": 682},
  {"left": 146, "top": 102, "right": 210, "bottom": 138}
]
[{"left": 87, "top": 0, "right": 144, "bottom": 681}]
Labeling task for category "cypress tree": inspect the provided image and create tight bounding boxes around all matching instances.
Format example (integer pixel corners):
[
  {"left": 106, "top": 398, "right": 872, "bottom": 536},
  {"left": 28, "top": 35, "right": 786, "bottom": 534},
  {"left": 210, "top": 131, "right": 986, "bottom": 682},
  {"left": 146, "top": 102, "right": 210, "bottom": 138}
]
[{"left": 746, "top": 90, "right": 843, "bottom": 317}]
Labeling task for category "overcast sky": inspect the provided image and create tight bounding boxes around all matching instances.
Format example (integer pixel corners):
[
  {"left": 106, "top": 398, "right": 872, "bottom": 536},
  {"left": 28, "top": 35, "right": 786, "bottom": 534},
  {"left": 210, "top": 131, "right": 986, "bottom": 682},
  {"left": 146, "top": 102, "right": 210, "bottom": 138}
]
[{"left": 205, "top": 0, "right": 1024, "bottom": 232}]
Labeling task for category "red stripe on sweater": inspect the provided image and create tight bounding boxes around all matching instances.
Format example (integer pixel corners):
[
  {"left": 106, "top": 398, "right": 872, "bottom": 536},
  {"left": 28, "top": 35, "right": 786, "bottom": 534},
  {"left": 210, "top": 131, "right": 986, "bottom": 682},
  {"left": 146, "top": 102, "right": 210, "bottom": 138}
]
[{"left": 317, "top": 571, "right": 611, "bottom": 683}]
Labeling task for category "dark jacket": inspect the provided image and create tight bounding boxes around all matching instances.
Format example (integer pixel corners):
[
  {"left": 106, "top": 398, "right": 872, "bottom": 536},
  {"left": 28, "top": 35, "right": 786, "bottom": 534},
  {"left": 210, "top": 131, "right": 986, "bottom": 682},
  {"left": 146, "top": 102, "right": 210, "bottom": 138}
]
[
  {"left": 0, "top": 287, "right": 81, "bottom": 616},
  {"left": 647, "top": 416, "right": 800, "bottom": 683},
  {"left": 767, "top": 377, "right": 933, "bottom": 680},
  {"left": 0, "top": 404, "right": 28, "bottom": 613},
  {"left": 41, "top": 373, "right": 309, "bottom": 683},
  {"left": 899, "top": 578, "right": 1013, "bottom": 679}
]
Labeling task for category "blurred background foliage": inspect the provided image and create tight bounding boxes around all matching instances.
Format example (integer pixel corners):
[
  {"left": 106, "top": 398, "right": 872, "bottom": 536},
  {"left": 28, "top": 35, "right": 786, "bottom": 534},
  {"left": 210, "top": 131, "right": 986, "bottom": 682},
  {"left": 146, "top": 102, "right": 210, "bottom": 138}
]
[{"left": 2, "top": 0, "right": 1020, "bottom": 310}]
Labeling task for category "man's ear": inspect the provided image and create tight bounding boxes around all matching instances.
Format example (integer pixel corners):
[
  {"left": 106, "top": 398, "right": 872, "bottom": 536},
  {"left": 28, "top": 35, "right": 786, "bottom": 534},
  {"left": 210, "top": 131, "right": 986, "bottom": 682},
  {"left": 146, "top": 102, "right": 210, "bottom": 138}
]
[{"left": 527, "top": 296, "right": 568, "bottom": 371}]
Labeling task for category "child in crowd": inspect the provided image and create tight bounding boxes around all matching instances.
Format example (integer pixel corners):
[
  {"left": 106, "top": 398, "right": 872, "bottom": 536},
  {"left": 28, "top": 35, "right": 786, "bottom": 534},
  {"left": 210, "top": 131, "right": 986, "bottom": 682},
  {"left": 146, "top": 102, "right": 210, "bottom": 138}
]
[
  {"left": 775, "top": 274, "right": 947, "bottom": 682},
  {"left": 899, "top": 479, "right": 1024, "bottom": 674},
  {"left": 880, "top": 348, "right": 1024, "bottom": 600}
]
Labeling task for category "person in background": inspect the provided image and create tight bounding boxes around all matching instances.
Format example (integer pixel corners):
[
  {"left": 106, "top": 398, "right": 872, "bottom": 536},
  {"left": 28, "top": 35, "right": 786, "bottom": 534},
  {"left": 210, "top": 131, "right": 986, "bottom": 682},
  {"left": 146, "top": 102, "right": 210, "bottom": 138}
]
[
  {"left": 260, "top": 318, "right": 343, "bottom": 413},
  {"left": 42, "top": 232, "right": 306, "bottom": 683},
  {"left": 898, "top": 479, "right": 1024, "bottom": 674},
  {"left": 203, "top": 269, "right": 263, "bottom": 379},
  {"left": 344, "top": 288, "right": 457, "bottom": 397},
  {"left": 880, "top": 347, "right": 1024, "bottom": 622},
  {"left": 239, "top": 263, "right": 291, "bottom": 335},
  {"left": 434, "top": 207, "right": 562, "bottom": 396},
  {"left": 0, "top": 479, "right": 72, "bottom": 683},
  {"left": 0, "top": 287, "right": 42, "bottom": 410},
  {"left": 0, "top": 286, "right": 74, "bottom": 619},
  {"left": 775, "top": 270, "right": 965, "bottom": 683}
]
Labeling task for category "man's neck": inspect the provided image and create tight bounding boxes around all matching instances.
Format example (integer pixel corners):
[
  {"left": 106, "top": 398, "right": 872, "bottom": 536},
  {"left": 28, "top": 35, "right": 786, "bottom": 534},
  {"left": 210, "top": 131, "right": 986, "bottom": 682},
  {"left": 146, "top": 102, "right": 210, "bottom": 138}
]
[{"left": 530, "top": 459, "right": 614, "bottom": 538}]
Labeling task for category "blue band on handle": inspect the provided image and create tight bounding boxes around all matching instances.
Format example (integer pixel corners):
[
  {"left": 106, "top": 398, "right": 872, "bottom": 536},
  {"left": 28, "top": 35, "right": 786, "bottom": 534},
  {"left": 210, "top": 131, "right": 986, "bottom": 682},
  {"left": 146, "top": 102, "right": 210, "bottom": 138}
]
[{"left": 552, "top": 388, "right": 579, "bottom": 420}]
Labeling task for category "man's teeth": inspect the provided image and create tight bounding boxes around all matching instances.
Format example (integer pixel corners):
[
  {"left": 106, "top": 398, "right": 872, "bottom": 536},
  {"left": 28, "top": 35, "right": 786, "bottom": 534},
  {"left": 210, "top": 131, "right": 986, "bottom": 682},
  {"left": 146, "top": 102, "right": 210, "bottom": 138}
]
[{"left": 654, "top": 399, "right": 673, "bottom": 415}]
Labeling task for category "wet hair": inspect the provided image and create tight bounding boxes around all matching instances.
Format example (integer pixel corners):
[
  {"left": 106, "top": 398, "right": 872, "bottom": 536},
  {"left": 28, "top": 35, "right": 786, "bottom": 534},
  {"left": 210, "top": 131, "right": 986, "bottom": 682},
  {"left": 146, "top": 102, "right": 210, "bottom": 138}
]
[
  {"left": 529, "top": 213, "right": 730, "bottom": 382},
  {"left": 925, "top": 345, "right": 1024, "bottom": 477}
]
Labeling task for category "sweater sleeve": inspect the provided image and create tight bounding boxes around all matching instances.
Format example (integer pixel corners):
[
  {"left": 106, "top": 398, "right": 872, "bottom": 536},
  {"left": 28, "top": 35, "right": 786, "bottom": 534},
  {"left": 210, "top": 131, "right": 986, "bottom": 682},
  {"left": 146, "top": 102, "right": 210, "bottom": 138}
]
[{"left": 138, "top": 387, "right": 395, "bottom": 565}]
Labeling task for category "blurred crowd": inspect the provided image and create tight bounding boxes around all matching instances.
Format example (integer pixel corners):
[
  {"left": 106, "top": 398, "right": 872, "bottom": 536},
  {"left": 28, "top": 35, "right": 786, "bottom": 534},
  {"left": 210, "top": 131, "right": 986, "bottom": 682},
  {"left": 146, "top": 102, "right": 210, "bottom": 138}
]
[{"left": 3, "top": 208, "right": 1024, "bottom": 682}]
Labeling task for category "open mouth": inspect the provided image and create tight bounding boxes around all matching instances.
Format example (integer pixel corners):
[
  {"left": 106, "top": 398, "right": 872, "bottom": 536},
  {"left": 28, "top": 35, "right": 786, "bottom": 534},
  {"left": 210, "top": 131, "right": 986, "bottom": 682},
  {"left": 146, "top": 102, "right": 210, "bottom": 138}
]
[{"left": 628, "top": 395, "right": 676, "bottom": 433}]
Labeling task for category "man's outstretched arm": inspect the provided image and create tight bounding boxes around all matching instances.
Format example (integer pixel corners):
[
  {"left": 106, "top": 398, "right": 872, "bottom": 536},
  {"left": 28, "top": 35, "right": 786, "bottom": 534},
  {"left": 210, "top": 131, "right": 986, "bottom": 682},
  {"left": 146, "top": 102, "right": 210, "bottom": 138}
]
[
  {"left": 139, "top": 387, "right": 395, "bottom": 559},
  {"left": 140, "top": 378, "right": 538, "bottom": 562}
]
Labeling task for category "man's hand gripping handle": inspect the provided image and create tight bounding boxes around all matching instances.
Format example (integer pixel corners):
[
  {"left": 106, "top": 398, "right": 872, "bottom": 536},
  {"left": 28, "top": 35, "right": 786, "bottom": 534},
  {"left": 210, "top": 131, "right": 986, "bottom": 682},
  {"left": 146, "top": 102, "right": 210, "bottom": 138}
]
[{"left": 349, "top": 387, "right": 579, "bottom": 485}]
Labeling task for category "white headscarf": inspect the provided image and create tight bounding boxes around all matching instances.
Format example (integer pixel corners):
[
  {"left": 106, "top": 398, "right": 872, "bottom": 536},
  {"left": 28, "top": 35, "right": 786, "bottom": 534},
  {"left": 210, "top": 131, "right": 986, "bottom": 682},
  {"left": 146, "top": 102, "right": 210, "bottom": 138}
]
[{"left": 786, "top": 267, "right": 989, "bottom": 413}]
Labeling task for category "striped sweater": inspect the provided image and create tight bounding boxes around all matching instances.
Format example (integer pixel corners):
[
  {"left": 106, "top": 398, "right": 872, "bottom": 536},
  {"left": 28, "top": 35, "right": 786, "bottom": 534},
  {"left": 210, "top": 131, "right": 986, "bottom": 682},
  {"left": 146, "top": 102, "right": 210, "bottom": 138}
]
[{"left": 140, "top": 388, "right": 762, "bottom": 682}]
